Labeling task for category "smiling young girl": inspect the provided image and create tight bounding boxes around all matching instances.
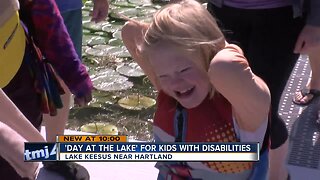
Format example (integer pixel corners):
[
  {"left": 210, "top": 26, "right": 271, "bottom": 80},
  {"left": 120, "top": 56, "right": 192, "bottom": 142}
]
[{"left": 122, "top": 0, "right": 271, "bottom": 179}]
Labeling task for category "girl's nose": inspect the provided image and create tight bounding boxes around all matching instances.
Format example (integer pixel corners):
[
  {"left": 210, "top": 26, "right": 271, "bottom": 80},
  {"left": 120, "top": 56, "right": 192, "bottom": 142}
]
[{"left": 169, "top": 75, "right": 185, "bottom": 87}]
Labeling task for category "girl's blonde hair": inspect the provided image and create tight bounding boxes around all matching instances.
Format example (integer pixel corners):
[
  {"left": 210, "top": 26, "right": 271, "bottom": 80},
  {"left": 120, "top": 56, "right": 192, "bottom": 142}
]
[{"left": 142, "top": 0, "right": 226, "bottom": 70}]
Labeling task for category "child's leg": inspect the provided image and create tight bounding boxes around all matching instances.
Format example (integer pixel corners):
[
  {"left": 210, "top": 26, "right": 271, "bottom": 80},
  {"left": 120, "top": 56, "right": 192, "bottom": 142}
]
[
  {"left": 43, "top": 9, "right": 82, "bottom": 142},
  {"left": 0, "top": 121, "right": 40, "bottom": 180},
  {"left": 41, "top": 10, "right": 90, "bottom": 180},
  {"left": 269, "top": 140, "right": 289, "bottom": 180},
  {"left": 43, "top": 80, "right": 71, "bottom": 142}
]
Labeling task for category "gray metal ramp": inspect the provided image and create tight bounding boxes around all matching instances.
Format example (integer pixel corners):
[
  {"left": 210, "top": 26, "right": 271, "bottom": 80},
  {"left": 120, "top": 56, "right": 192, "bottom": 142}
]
[
  {"left": 279, "top": 56, "right": 320, "bottom": 179},
  {"left": 287, "top": 98, "right": 320, "bottom": 179},
  {"left": 279, "top": 55, "right": 311, "bottom": 132}
]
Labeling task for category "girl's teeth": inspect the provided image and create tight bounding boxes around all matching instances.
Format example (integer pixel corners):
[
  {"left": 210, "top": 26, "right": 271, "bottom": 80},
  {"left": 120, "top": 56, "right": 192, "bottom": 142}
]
[{"left": 180, "top": 88, "right": 192, "bottom": 94}]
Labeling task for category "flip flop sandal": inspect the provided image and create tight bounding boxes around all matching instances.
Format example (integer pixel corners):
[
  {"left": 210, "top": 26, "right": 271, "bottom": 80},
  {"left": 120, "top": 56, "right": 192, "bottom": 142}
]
[{"left": 292, "top": 89, "right": 320, "bottom": 106}]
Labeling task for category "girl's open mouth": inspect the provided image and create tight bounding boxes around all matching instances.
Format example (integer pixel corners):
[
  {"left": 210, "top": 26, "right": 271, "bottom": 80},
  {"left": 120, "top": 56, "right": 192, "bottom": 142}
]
[{"left": 175, "top": 87, "right": 195, "bottom": 98}]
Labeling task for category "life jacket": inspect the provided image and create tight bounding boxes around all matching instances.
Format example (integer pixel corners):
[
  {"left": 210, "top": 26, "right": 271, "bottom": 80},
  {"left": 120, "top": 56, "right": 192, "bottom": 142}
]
[
  {"left": 0, "top": 0, "right": 26, "bottom": 88},
  {"left": 153, "top": 91, "right": 269, "bottom": 180}
]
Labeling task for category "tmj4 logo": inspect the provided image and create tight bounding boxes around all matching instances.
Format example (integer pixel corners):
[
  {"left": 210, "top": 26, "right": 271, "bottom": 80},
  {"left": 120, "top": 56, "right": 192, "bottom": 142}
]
[{"left": 24, "top": 143, "right": 57, "bottom": 161}]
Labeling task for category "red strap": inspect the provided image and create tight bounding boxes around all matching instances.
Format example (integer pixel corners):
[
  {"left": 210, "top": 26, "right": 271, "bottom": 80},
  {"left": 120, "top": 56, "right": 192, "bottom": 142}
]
[{"left": 165, "top": 165, "right": 192, "bottom": 180}]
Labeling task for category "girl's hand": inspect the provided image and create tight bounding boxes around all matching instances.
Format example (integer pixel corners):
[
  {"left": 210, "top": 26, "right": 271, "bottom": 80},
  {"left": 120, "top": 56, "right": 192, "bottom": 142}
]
[
  {"left": 122, "top": 21, "right": 161, "bottom": 90},
  {"left": 74, "top": 92, "right": 92, "bottom": 107},
  {"left": 91, "top": 0, "right": 109, "bottom": 23}
]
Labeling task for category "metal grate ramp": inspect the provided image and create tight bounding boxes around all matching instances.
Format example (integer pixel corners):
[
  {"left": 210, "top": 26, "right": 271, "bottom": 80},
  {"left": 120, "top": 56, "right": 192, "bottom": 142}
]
[
  {"left": 288, "top": 97, "right": 320, "bottom": 166},
  {"left": 279, "top": 55, "right": 311, "bottom": 132},
  {"left": 280, "top": 56, "right": 320, "bottom": 179}
]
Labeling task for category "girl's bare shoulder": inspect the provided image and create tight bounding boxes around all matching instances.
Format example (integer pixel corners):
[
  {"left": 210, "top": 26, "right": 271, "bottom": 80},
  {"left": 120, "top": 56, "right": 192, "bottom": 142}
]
[
  {"left": 210, "top": 44, "right": 249, "bottom": 76},
  {"left": 212, "top": 44, "right": 247, "bottom": 64}
]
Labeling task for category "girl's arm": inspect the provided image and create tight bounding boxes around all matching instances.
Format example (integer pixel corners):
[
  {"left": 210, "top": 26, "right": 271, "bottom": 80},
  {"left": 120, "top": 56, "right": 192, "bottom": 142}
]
[
  {"left": 0, "top": 121, "right": 39, "bottom": 179},
  {"left": 0, "top": 89, "right": 45, "bottom": 142},
  {"left": 0, "top": 89, "right": 44, "bottom": 179},
  {"left": 0, "top": 89, "right": 45, "bottom": 179},
  {"left": 121, "top": 21, "right": 161, "bottom": 90},
  {"left": 208, "top": 44, "right": 271, "bottom": 132}
]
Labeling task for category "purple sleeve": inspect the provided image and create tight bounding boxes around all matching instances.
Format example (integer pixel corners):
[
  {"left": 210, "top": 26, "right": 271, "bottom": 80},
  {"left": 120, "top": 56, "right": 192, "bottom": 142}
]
[{"left": 27, "top": 0, "right": 93, "bottom": 97}]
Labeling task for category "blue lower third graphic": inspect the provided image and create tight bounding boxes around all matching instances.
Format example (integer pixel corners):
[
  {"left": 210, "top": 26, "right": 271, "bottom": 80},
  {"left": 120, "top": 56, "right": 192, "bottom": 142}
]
[{"left": 24, "top": 143, "right": 57, "bottom": 161}]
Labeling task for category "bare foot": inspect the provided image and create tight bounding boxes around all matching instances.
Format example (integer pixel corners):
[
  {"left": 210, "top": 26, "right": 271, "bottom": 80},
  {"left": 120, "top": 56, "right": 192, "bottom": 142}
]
[{"left": 293, "top": 89, "right": 320, "bottom": 105}]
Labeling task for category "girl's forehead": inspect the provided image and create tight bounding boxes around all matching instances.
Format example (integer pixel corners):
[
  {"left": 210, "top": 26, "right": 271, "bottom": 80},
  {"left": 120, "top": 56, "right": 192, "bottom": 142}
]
[
  {"left": 148, "top": 41, "right": 199, "bottom": 58},
  {"left": 148, "top": 47, "right": 205, "bottom": 74},
  {"left": 146, "top": 40, "right": 205, "bottom": 67}
]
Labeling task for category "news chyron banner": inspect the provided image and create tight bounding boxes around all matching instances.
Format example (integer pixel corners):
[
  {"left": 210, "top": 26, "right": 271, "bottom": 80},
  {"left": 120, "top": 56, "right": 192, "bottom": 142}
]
[{"left": 24, "top": 135, "right": 259, "bottom": 162}]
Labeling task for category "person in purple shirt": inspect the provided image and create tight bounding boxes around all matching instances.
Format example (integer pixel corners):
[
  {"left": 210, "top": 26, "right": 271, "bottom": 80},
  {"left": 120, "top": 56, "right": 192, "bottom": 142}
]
[
  {"left": 43, "top": 0, "right": 109, "bottom": 145},
  {"left": 207, "top": 0, "right": 320, "bottom": 179}
]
